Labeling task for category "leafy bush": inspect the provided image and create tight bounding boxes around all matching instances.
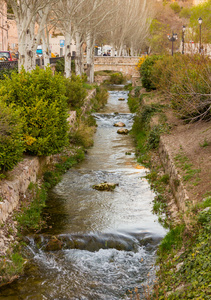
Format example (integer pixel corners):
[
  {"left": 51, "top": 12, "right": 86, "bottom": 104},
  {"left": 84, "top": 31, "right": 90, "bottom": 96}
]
[
  {"left": 151, "top": 54, "right": 211, "bottom": 121},
  {"left": 170, "top": 2, "right": 181, "bottom": 14},
  {"left": 0, "top": 67, "right": 18, "bottom": 80},
  {"left": 69, "top": 121, "right": 96, "bottom": 148},
  {"left": 136, "top": 55, "right": 148, "bottom": 71},
  {"left": 55, "top": 57, "right": 75, "bottom": 75},
  {"left": 147, "top": 125, "right": 164, "bottom": 150},
  {"left": 64, "top": 74, "right": 87, "bottom": 110},
  {"left": 91, "top": 86, "right": 108, "bottom": 111},
  {"left": 179, "top": 7, "right": 192, "bottom": 18},
  {"left": 140, "top": 55, "right": 162, "bottom": 91},
  {"left": 0, "top": 100, "right": 25, "bottom": 173},
  {"left": 0, "top": 67, "right": 69, "bottom": 156},
  {"left": 110, "top": 72, "right": 125, "bottom": 84},
  {"left": 55, "top": 57, "right": 65, "bottom": 74}
]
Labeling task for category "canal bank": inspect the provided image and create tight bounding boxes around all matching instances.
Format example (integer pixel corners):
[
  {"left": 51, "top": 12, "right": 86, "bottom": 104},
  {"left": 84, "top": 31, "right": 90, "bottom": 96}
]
[{"left": 127, "top": 86, "right": 211, "bottom": 299}]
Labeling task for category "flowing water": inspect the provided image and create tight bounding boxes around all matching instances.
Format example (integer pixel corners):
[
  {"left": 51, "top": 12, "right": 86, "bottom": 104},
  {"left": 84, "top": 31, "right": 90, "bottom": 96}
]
[{"left": 0, "top": 87, "right": 166, "bottom": 300}]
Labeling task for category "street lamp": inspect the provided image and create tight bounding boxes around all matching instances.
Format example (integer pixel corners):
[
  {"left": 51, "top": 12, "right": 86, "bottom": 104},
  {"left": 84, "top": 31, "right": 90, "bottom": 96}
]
[
  {"left": 182, "top": 25, "right": 186, "bottom": 54},
  {"left": 167, "top": 33, "right": 178, "bottom": 56},
  {"left": 198, "top": 17, "right": 202, "bottom": 53}
]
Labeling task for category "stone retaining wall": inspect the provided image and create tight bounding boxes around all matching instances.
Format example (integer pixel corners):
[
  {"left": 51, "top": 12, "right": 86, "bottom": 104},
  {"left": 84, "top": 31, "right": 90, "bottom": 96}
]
[
  {"left": 0, "top": 89, "right": 96, "bottom": 225},
  {"left": 159, "top": 136, "right": 189, "bottom": 215},
  {"left": 0, "top": 157, "right": 41, "bottom": 223}
]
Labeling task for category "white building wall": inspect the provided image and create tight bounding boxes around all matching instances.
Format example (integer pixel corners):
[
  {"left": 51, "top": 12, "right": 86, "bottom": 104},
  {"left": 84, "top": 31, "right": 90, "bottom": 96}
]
[{"left": 49, "top": 35, "right": 76, "bottom": 57}]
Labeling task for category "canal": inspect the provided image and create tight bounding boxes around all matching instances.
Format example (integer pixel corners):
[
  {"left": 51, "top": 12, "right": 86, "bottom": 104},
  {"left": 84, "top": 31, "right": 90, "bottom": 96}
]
[{"left": 0, "top": 87, "right": 166, "bottom": 299}]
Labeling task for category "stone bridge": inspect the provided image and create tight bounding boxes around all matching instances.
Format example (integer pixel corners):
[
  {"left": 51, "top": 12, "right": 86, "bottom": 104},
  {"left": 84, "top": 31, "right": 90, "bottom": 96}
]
[{"left": 94, "top": 56, "right": 140, "bottom": 85}]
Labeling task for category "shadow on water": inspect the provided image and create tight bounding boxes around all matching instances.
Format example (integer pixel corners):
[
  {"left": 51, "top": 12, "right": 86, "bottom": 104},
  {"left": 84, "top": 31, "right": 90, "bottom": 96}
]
[{"left": 0, "top": 86, "right": 166, "bottom": 300}]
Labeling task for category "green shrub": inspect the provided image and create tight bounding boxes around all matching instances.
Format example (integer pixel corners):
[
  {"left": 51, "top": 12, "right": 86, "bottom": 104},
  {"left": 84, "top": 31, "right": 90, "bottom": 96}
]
[
  {"left": 170, "top": 2, "right": 181, "bottom": 14},
  {"left": 0, "top": 100, "right": 25, "bottom": 172},
  {"left": 0, "top": 67, "right": 69, "bottom": 156},
  {"left": 55, "top": 57, "right": 75, "bottom": 75},
  {"left": 140, "top": 55, "right": 162, "bottom": 91},
  {"left": 64, "top": 74, "right": 87, "bottom": 110},
  {"left": 124, "top": 83, "right": 133, "bottom": 91},
  {"left": 91, "top": 86, "right": 108, "bottom": 111},
  {"left": 179, "top": 7, "right": 192, "bottom": 18},
  {"left": 110, "top": 72, "right": 125, "bottom": 84},
  {"left": 151, "top": 54, "right": 211, "bottom": 121},
  {"left": 69, "top": 121, "right": 96, "bottom": 148},
  {"left": 55, "top": 57, "right": 65, "bottom": 74},
  {"left": 147, "top": 125, "right": 164, "bottom": 149},
  {"left": 0, "top": 67, "right": 18, "bottom": 80}
]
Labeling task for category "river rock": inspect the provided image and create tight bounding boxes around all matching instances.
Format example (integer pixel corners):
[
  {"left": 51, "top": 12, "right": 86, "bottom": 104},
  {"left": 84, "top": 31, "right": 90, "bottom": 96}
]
[
  {"left": 92, "top": 182, "right": 119, "bottom": 191},
  {"left": 118, "top": 98, "right": 125, "bottom": 101},
  {"left": 44, "top": 236, "right": 63, "bottom": 251},
  {"left": 113, "top": 122, "right": 125, "bottom": 127},
  {"left": 117, "top": 128, "right": 129, "bottom": 135}
]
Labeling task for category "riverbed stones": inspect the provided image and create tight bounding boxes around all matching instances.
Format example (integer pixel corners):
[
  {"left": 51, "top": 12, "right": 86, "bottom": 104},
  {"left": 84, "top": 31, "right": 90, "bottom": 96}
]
[
  {"left": 113, "top": 122, "right": 125, "bottom": 127},
  {"left": 117, "top": 128, "right": 129, "bottom": 135},
  {"left": 44, "top": 236, "right": 63, "bottom": 251},
  {"left": 92, "top": 182, "right": 119, "bottom": 191},
  {"left": 118, "top": 98, "right": 125, "bottom": 101}
]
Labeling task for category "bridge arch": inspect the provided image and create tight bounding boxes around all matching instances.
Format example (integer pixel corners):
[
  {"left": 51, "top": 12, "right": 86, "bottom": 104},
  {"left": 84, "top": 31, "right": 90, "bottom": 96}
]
[{"left": 94, "top": 56, "right": 140, "bottom": 78}]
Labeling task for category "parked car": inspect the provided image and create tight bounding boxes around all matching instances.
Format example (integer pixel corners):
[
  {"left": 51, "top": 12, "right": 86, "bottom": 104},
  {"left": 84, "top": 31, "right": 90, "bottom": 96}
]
[{"left": 0, "top": 51, "right": 18, "bottom": 61}]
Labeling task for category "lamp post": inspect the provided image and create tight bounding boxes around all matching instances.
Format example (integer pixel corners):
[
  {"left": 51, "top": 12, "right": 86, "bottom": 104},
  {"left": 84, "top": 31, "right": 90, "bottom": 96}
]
[
  {"left": 182, "top": 25, "right": 186, "bottom": 54},
  {"left": 198, "top": 17, "right": 202, "bottom": 53},
  {"left": 167, "top": 33, "right": 178, "bottom": 56}
]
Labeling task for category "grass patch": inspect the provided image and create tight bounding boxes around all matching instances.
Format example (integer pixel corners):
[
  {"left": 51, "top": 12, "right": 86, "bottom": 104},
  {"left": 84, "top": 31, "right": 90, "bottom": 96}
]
[
  {"left": 0, "top": 251, "right": 25, "bottom": 286},
  {"left": 174, "top": 150, "right": 201, "bottom": 184},
  {"left": 158, "top": 225, "right": 185, "bottom": 256},
  {"left": 15, "top": 183, "right": 47, "bottom": 233},
  {"left": 199, "top": 138, "right": 209, "bottom": 148},
  {"left": 69, "top": 122, "right": 96, "bottom": 149},
  {"left": 154, "top": 208, "right": 211, "bottom": 299},
  {"left": 91, "top": 85, "right": 108, "bottom": 111}
]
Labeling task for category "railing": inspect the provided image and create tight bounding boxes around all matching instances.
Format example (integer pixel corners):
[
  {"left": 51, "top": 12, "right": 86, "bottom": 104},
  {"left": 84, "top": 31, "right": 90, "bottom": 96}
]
[
  {"left": 0, "top": 57, "right": 65, "bottom": 70},
  {"left": 0, "top": 60, "right": 18, "bottom": 70}
]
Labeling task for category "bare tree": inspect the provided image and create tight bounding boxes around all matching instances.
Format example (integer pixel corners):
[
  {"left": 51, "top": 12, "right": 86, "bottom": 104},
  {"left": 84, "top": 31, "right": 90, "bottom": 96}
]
[{"left": 7, "top": 0, "right": 56, "bottom": 71}]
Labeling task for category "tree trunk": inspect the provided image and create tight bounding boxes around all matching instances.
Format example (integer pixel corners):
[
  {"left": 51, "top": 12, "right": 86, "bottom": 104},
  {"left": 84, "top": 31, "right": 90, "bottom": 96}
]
[
  {"left": 86, "top": 33, "right": 94, "bottom": 83},
  {"left": 17, "top": 24, "right": 26, "bottom": 72},
  {"left": 25, "top": 19, "right": 36, "bottom": 72},
  {"left": 75, "top": 31, "right": 82, "bottom": 76},
  {"left": 64, "top": 29, "right": 72, "bottom": 78},
  {"left": 42, "top": 29, "right": 50, "bottom": 68}
]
